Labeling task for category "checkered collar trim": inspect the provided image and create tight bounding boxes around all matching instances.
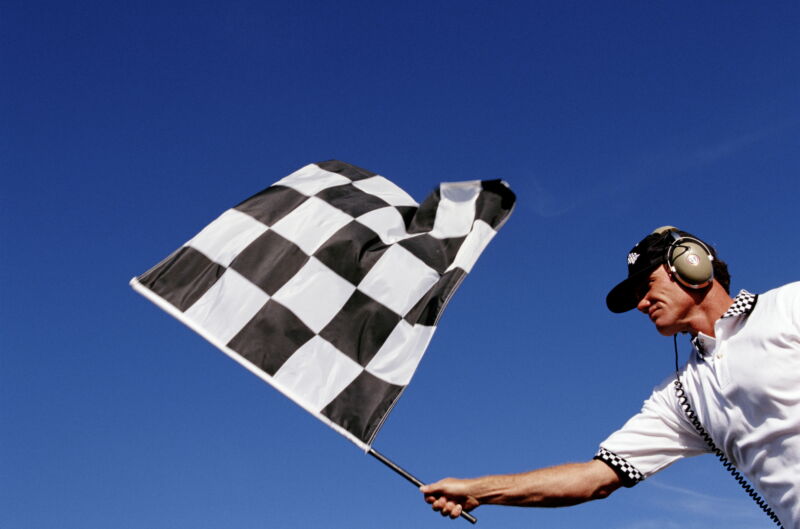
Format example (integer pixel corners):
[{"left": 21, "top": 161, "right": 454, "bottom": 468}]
[
  {"left": 691, "top": 290, "right": 757, "bottom": 355},
  {"left": 721, "top": 289, "right": 758, "bottom": 319}
]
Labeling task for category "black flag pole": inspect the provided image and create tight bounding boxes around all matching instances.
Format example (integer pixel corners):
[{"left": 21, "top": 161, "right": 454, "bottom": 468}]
[{"left": 368, "top": 448, "right": 478, "bottom": 524}]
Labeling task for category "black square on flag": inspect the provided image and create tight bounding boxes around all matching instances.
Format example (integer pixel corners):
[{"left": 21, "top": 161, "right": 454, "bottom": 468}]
[
  {"left": 313, "top": 221, "right": 388, "bottom": 286},
  {"left": 406, "top": 191, "right": 438, "bottom": 234},
  {"left": 230, "top": 230, "right": 310, "bottom": 295},
  {"left": 395, "top": 206, "right": 418, "bottom": 232},
  {"left": 321, "top": 370, "right": 404, "bottom": 444},
  {"left": 234, "top": 185, "right": 309, "bottom": 227},
  {"left": 227, "top": 300, "right": 316, "bottom": 375},
  {"left": 404, "top": 268, "right": 466, "bottom": 326},
  {"left": 316, "top": 183, "right": 391, "bottom": 217},
  {"left": 475, "top": 180, "right": 517, "bottom": 229},
  {"left": 138, "top": 247, "right": 225, "bottom": 312},
  {"left": 398, "top": 234, "right": 466, "bottom": 274},
  {"left": 316, "top": 160, "right": 376, "bottom": 181},
  {"left": 319, "top": 290, "right": 401, "bottom": 366}
]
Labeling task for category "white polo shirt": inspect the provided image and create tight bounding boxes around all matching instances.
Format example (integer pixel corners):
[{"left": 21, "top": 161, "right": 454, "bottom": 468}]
[{"left": 596, "top": 283, "right": 800, "bottom": 528}]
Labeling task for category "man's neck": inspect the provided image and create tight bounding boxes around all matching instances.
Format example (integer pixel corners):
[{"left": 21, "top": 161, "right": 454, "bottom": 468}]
[{"left": 686, "top": 283, "right": 734, "bottom": 337}]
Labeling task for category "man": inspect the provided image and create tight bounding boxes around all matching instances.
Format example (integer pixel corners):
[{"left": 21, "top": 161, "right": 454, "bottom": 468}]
[{"left": 420, "top": 227, "right": 800, "bottom": 527}]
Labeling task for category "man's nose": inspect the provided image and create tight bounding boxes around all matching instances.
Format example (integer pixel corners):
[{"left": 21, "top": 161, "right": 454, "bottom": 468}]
[{"left": 636, "top": 293, "right": 650, "bottom": 313}]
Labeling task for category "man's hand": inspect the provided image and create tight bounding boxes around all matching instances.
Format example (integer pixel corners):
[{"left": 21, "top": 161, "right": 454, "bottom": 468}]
[{"left": 420, "top": 478, "right": 480, "bottom": 519}]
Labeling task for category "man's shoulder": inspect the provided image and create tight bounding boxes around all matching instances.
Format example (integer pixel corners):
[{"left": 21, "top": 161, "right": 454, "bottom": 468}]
[
  {"left": 753, "top": 282, "right": 800, "bottom": 317},
  {"left": 758, "top": 281, "right": 800, "bottom": 300}
]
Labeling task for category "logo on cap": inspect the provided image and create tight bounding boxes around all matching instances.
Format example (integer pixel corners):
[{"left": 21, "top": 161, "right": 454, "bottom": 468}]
[{"left": 627, "top": 252, "right": 640, "bottom": 265}]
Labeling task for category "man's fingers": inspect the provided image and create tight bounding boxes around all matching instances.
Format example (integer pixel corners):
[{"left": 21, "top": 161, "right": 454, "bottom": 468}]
[
  {"left": 432, "top": 499, "right": 464, "bottom": 518},
  {"left": 421, "top": 480, "right": 471, "bottom": 519}
]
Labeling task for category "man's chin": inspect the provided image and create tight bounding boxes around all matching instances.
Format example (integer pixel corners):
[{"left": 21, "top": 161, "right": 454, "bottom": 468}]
[{"left": 653, "top": 322, "right": 678, "bottom": 336}]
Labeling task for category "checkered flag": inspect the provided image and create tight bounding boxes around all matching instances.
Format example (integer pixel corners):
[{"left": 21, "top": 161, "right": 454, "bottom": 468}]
[{"left": 131, "top": 160, "right": 515, "bottom": 450}]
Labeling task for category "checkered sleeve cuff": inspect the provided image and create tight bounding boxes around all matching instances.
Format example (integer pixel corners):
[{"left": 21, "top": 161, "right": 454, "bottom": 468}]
[{"left": 594, "top": 447, "right": 644, "bottom": 487}]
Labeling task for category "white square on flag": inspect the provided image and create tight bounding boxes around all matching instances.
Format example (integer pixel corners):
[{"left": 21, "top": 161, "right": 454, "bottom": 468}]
[
  {"left": 358, "top": 245, "right": 439, "bottom": 316},
  {"left": 273, "top": 164, "right": 351, "bottom": 196},
  {"left": 270, "top": 196, "right": 353, "bottom": 255},
  {"left": 447, "top": 219, "right": 497, "bottom": 273},
  {"left": 430, "top": 180, "right": 481, "bottom": 239},
  {"left": 272, "top": 257, "right": 356, "bottom": 333},
  {"left": 184, "top": 269, "right": 270, "bottom": 344},
  {"left": 356, "top": 207, "right": 412, "bottom": 245},
  {"left": 366, "top": 321, "right": 435, "bottom": 386},
  {"left": 353, "top": 176, "right": 418, "bottom": 207},
  {"left": 273, "top": 336, "right": 363, "bottom": 412},
  {"left": 188, "top": 209, "right": 268, "bottom": 266}
]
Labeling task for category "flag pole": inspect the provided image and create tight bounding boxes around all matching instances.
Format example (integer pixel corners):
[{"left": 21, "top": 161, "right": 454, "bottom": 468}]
[{"left": 368, "top": 448, "right": 478, "bottom": 524}]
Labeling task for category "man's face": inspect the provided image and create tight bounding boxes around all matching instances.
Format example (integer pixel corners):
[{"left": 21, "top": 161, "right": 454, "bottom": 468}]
[{"left": 635, "top": 265, "right": 698, "bottom": 336}]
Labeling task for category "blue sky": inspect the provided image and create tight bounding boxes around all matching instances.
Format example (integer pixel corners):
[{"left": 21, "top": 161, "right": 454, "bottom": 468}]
[{"left": 2, "top": 2, "right": 798, "bottom": 528}]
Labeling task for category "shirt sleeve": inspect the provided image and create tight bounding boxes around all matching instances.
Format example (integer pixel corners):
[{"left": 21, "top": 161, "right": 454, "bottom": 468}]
[{"left": 595, "top": 375, "right": 709, "bottom": 487}]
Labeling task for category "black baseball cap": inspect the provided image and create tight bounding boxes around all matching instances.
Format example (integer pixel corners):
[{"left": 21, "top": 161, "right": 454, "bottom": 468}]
[{"left": 606, "top": 226, "right": 699, "bottom": 313}]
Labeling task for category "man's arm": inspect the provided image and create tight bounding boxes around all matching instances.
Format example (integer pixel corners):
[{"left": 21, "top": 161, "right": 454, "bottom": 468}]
[{"left": 420, "top": 459, "right": 622, "bottom": 519}]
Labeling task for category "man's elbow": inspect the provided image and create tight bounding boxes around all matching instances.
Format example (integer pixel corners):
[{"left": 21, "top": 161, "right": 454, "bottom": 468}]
[
  {"left": 590, "top": 480, "right": 621, "bottom": 500},
  {"left": 584, "top": 460, "right": 624, "bottom": 502},
  {"left": 539, "top": 461, "right": 623, "bottom": 507}
]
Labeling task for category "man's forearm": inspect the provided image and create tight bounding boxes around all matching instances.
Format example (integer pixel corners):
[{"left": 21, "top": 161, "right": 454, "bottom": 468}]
[
  {"left": 422, "top": 459, "right": 622, "bottom": 517},
  {"left": 462, "top": 460, "right": 622, "bottom": 507}
]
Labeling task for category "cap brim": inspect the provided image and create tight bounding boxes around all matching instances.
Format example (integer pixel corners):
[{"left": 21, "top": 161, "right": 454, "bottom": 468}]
[{"left": 606, "top": 268, "right": 652, "bottom": 313}]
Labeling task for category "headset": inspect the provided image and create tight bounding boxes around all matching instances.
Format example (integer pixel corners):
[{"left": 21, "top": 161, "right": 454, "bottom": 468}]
[{"left": 653, "top": 226, "right": 715, "bottom": 289}]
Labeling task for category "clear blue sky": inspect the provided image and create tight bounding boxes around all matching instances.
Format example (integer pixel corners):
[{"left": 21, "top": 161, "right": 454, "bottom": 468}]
[{"left": 2, "top": 2, "right": 798, "bottom": 528}]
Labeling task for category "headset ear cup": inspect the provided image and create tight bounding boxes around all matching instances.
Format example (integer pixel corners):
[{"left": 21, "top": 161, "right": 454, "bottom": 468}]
[{"left": 668, "top": 239, "right": 714, "bottom": 288}]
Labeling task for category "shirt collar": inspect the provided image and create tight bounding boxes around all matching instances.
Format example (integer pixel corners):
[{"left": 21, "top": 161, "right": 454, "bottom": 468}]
[
  {"left": 720, "top": 289, "right": 758, "bottom": 319},
  {"left": 691, "top": 290, "right": 758, "bottom": 355},
  {"left": 691, "top": 334, "right": 708, "bottom": 356}
]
